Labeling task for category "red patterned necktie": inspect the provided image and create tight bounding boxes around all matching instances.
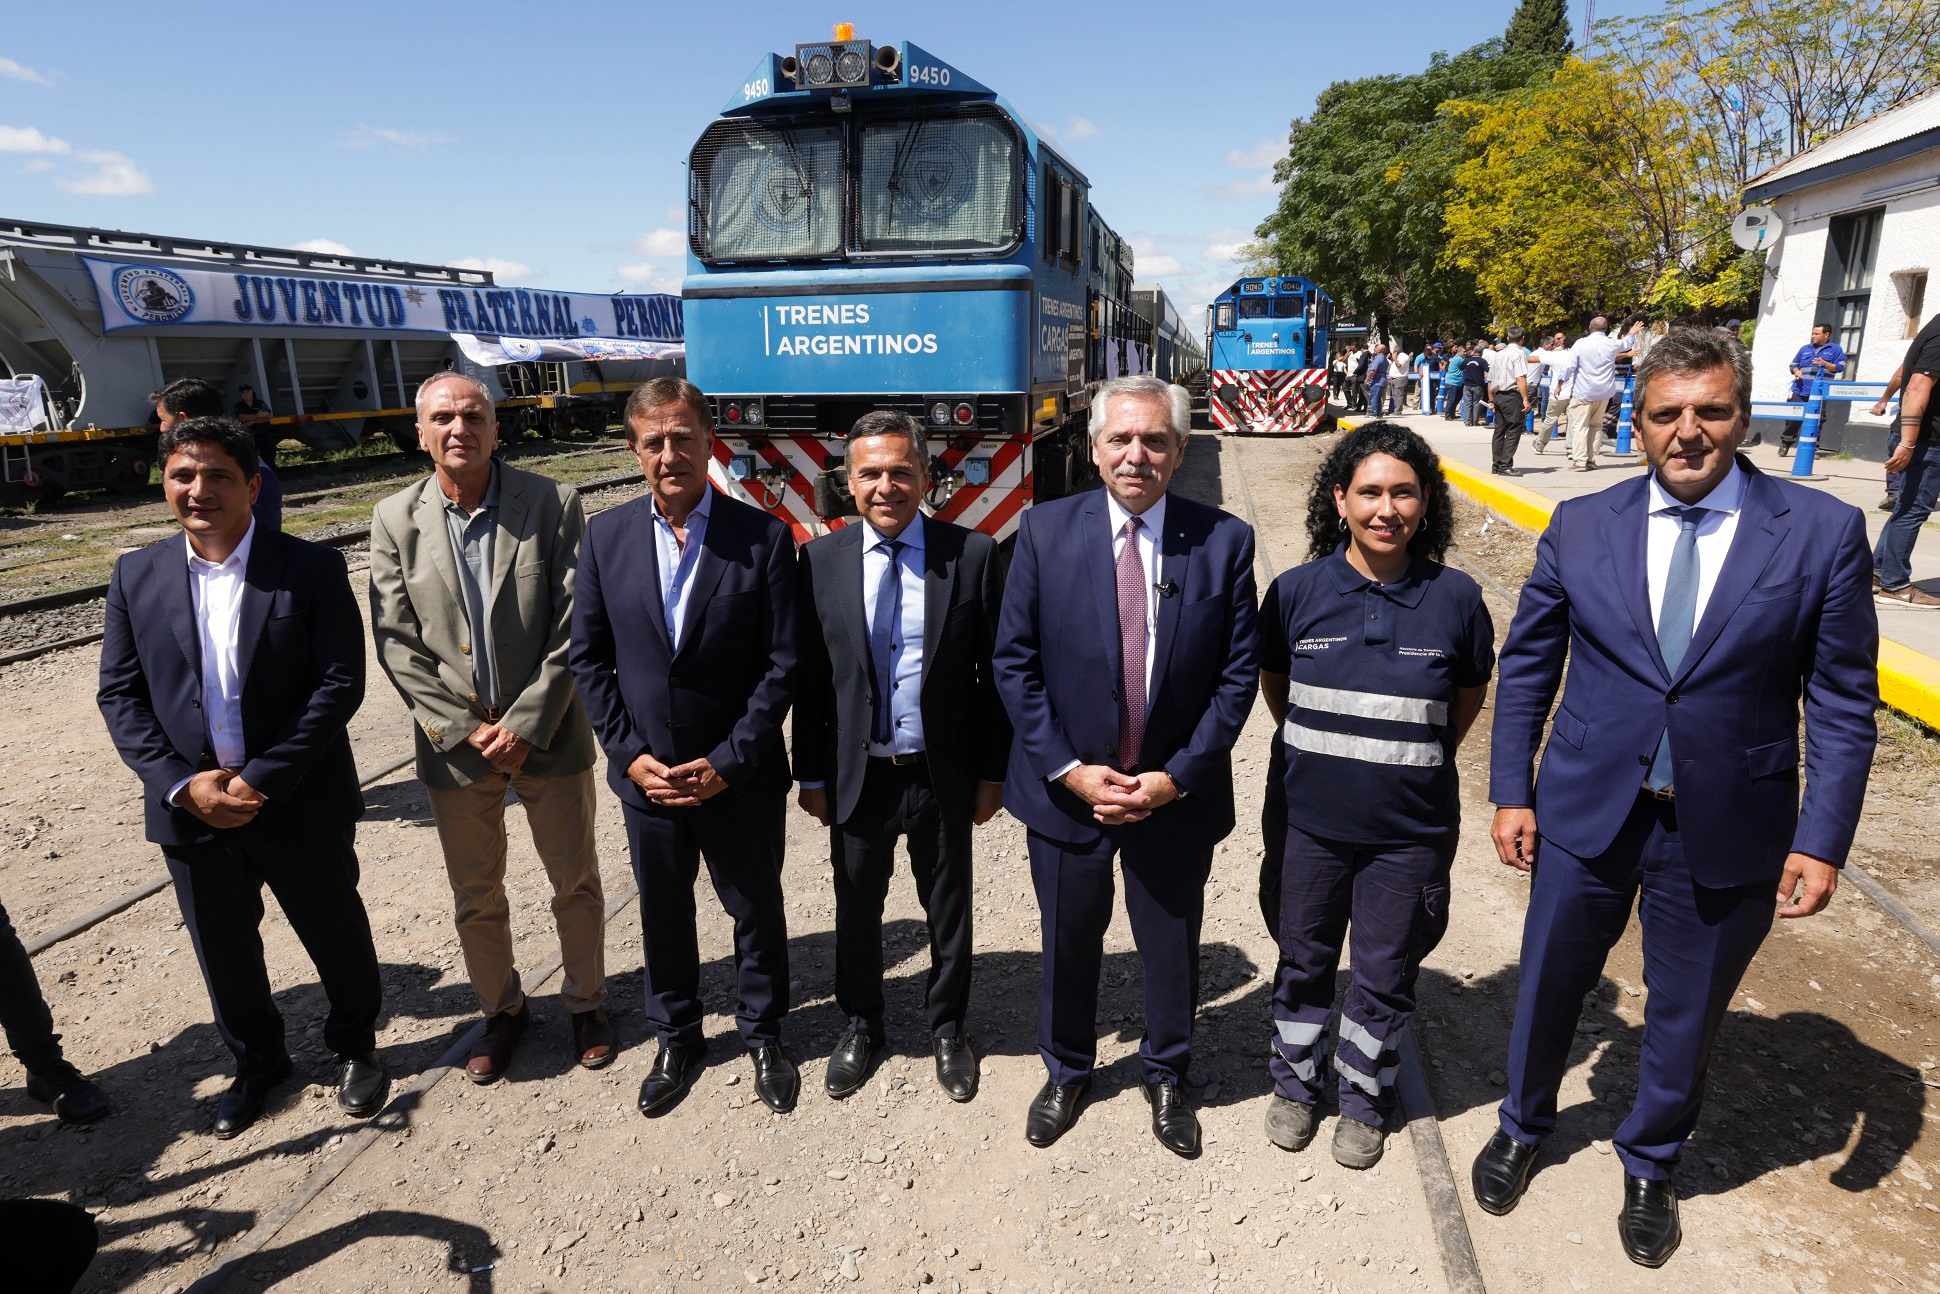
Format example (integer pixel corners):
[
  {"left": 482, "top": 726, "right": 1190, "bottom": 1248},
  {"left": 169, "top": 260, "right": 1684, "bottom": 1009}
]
[{"left": 1116, "top": 515, "right": 1147, "bottom": 771}]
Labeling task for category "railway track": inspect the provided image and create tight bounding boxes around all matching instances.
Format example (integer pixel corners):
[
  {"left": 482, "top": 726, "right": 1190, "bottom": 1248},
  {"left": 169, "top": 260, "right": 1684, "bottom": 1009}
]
[{"left": 0, "top": 468, "right": 645, "bottom": 667}]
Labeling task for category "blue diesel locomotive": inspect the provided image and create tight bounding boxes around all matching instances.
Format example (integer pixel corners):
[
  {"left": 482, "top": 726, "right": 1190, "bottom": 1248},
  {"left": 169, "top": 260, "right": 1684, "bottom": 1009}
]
[
  {"left": 1206, "top": 274, "right": 1333, "bottom": 434},
  {"left": 683, "top": 27, "right": 1149, "bottom": 541}
]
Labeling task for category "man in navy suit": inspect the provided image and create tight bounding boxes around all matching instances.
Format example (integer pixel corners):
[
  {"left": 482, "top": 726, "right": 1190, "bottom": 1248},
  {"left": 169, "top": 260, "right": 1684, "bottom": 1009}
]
[
  {"left": 995, "top": 375, "right": 1260, "bottom": 1157},
  {"left": 569, "top": 378, "right": 801, "bottom": 1116},
  {"left": 97, "top": 417, "right": 387, "bottom": 1138},
  {"left": 1475, "top": 329, "right": 1878, "bottom": 1266}
]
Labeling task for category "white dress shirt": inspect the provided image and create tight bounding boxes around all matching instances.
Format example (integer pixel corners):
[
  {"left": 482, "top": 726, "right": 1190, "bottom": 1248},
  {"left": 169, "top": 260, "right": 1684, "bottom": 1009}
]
[
  {"left": 1646, "top": 464, "right": 1745, "bottom": 632},
  {"left": 169, "top": 520, "right": 257, "bottom": 806},
  {"left": 1570, "top": 332, "right": 1625, "bottom": 401},
  {"left": 650, "top": 487, "right": 712, "bottom": 652}
]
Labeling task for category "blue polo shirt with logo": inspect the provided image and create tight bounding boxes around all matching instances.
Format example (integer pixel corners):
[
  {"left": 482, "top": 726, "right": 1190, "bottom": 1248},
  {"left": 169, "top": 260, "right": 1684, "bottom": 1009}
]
[{"left": 1260, "top": 547, "right": 1495, "bottom": 845}]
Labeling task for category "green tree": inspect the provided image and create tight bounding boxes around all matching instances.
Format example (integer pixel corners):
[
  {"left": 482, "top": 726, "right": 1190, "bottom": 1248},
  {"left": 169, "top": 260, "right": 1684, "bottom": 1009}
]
[
  {"left": 1254, "top": 42, "right": 1553, "bottom": 342},
  {"left": 1504, "top": 0, "right": 1572, "bottom": 58}
]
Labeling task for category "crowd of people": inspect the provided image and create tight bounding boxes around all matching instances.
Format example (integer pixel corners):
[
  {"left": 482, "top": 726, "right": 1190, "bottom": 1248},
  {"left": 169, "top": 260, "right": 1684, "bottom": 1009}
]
[{"left": 0, "top": 331, "right": 1890, "bottom": 1276}]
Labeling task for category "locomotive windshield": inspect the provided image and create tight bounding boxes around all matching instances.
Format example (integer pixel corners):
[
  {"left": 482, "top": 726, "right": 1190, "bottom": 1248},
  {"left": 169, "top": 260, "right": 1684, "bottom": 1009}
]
[
  {"left": 691, "top": 120, "right": 846, "bottom": 261},
  {"left": 1237, "top": 298, "right": 1272, "bottom": 320},
  {"left": 857, "top": 114, "right": 1021, "bottom": 252}
]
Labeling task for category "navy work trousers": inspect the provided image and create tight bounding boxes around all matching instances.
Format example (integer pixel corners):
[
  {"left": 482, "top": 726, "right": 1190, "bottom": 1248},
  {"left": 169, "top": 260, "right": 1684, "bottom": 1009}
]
[
  {"left": 622, "top": 791, "right": 789, "bottom": 1051},
  {"left": 1497, "top": 793, "right": 1774, "bottom": 1180},
  {"left": 1268, "top": 822, "right": 1453, "bottom": 1127},
  {"left": 1028, "top": 826, "right": 1212, "bottom": 1087}
]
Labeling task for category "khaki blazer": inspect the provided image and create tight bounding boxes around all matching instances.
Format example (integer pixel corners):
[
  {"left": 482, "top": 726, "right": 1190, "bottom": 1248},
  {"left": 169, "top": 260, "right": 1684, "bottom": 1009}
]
[{"left": 368, "top": 461, "right": 597, "bottom": 788}]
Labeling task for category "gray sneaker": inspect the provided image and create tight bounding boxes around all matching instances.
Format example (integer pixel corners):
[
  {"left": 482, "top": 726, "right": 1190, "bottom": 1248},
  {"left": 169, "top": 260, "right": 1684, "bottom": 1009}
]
[
  {"left": 1332, "top": 1116, "right": 1386, "bottom": 1169},
  {"left": 1264, "top": 1095, "right": 1317, "bottom": 1151}
]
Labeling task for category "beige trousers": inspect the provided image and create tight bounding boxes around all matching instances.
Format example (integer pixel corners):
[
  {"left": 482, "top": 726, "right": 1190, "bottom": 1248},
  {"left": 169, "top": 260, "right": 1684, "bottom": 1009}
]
[
  {"left": 1567, "top": 396, "right": 1611, "bottom": 467},
  {"left": 425, "top": 765, "right": 606, "bottom": 1017}
]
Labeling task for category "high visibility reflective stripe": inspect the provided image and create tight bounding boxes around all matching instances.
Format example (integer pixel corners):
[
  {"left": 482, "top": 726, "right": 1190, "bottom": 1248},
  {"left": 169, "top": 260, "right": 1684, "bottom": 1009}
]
[
  {"left": 1335, "top": 1052, "right": 1400, "bottom": 1094},
  {"left": 1286, "top": 1055, "right": 1318, "bottom": 1082},
  {"left": 1337, "top": 1015, "right": 1391, "bottom": 1062},
  {"left": 1275, "top": 1019, "right": 1324, "bottom": 1047},
  {"left": 1284, "top": 720, "right": 1444, "bottom": 768},
  {"left": 1290, "top": 681, "right": 1447, "bottom": 727}
]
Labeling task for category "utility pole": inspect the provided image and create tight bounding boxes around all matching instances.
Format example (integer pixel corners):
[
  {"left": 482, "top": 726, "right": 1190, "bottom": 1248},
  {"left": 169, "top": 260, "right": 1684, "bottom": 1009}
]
[{"left": 1582, "top": 0, "right": 1596, "bottom": 49}]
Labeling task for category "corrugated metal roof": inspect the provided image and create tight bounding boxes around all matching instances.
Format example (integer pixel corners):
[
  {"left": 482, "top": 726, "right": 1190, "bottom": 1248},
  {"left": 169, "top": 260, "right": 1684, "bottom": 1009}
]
[{"left": 1747, "top": 86, "right": 1940, "bottom": 192}]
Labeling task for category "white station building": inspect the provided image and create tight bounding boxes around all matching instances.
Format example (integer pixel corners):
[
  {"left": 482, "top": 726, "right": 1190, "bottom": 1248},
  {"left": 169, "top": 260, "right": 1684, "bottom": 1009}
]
[{"left": 1746, "top": 87, "right": 1939, "bottom": 459}]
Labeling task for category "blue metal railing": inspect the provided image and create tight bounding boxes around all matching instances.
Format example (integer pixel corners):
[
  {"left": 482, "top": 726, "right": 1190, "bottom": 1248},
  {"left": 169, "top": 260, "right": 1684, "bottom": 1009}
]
[{"left": 1747, "top": 378, "right": 1894, "bottom": 477}]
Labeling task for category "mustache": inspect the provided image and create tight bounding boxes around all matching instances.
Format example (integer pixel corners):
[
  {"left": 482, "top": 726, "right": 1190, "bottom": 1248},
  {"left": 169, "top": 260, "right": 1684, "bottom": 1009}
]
[{"left": 1112, "top": 464, "right": 1158, "bottom": 481}]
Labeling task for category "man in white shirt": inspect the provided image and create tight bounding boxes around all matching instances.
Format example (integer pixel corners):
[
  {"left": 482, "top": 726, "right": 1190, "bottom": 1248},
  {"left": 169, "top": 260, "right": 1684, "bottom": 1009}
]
[
  {"left": 97, "top": 417, "right": 386, "bottom": 1139},
  {"left": 1534, "top": 334, "right": 1577, "bottom": 454},
  {"left": 1486, "top": 328, "right": 1532, "bottom": 475},
  {"left": 1566, "top": 317, "right": 1627, "bottom": 471}
]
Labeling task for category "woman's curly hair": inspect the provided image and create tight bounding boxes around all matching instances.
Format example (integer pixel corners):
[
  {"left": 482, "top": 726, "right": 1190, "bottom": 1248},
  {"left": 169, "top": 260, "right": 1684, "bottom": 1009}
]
[{"left": 1303, "top": 421, "right": 1455, "bottom": 563}]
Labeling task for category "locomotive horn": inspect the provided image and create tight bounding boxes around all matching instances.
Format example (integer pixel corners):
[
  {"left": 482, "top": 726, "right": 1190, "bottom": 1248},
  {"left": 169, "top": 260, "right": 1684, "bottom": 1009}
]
[
  {"left": 779, "top": 54, "right": 801, "bottom": 82},
  {"left": 873, "top": 44, "right": 901, "bottom": 78}
]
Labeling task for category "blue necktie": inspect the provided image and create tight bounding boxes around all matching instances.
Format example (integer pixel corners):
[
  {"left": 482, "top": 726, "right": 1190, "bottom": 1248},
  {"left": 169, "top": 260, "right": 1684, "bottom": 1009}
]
[
  {"left": 868, "top": 538, "right": 903, "bottom": 746},
  {"left": 1647, "top": 507, "right": 1704, "bottom": 791}
]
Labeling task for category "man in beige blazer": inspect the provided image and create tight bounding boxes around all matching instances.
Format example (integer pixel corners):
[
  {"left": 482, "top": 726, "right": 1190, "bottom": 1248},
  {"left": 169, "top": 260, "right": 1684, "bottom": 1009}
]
[{"left": 369, "top": 372, "right": 611, "bottom": 1083}]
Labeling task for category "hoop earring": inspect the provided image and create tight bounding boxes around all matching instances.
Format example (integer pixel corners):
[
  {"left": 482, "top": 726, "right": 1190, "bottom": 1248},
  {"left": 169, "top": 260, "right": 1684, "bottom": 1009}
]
[{"left": 1338, "top": 516, "right": 1349, "bottom": 532}]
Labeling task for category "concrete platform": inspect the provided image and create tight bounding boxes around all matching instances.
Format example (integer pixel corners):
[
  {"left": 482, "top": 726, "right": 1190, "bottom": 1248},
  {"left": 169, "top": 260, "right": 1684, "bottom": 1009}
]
[{"left": 1342, "top": 410, "right": 1940, "bottom": 728}]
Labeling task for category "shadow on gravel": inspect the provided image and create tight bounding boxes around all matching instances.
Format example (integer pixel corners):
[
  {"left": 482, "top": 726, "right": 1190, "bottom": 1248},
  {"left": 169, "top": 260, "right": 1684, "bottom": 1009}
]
[
  {"left": 217, "top": 1209, "right": 500, "bottom": 1293},
  {"left": 1409, "top": 963, "right": 1926, "bottom": 1198}
]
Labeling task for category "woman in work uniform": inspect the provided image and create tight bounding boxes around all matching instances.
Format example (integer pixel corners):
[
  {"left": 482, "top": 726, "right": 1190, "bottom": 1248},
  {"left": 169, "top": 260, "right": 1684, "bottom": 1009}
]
[{"left": 1256, "top": 422, "right": 1495, "bottom": 1169}]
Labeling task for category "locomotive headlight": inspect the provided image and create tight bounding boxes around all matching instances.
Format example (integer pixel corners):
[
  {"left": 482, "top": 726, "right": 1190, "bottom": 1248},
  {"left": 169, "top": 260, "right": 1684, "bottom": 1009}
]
[
  {"left": 929, "top": 401, "right": 951, "bottom": 426},
  {"left": 835, "top": 47, "right": 866, "bottom": 83},
  {"left": 805, "top": 51, "right": 835, "bottom": 84},
  {"left": 742, "top": 398, "right": 765, "bottom": 426}
]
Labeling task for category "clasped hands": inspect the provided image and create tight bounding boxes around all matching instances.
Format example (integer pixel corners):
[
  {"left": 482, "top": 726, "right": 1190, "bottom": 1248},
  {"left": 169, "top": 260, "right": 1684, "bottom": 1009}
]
[
  {"left": 1059, "top": 763, "right": 1178, "bottom": 825},
  {"left": 180, "top": 769, "right": 265, "bottom": 829},
  {"left": 467, "top": 721, "right": 531, "bottom": 774},
  {"left": 627, "top": 751, "right": 728, "bottom": 806}
]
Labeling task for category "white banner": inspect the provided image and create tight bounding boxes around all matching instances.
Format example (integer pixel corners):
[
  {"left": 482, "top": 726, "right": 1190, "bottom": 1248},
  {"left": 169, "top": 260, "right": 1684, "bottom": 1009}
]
[
  {"left": 80, "top": 256, "right": 682, "bottom": 344},
  {"left": 453, "top": 333, "right": 685, "bottom": 366}
]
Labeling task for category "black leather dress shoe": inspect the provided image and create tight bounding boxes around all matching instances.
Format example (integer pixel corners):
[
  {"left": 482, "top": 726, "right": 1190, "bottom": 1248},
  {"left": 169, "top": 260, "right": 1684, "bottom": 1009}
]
[
  {"left": 824, "top": 1027, "right": 877, "bottom": 1099},
  {"left": 337, "top": 1052, "right": 389, "bottom": 1118},
  {"left": 638, "top": 1042, "right": 700, "bottom": 1115},
  {"left": 1144, "top": 1079, "right": 1201, "bottom": 1157},
  {"left": 213, "top": 1058, "right": 293, "bottom": 1139},
  {"left": 751, "top": 1043, "right": 799, "bottom": 1113},
  {"left": 1024, "top": 1077, "right": 1090, "bottom": 1148},
  {"left": 1619, "top": 1174, "right": 1681, "bottom": 1267},
  {"left": 1471, "top": 1131, "right": 1541, "bottom": 1215},
  {"left": 933, "top": 1035, "right": 978, "bottom": 1103},
  {"left": 25, "top": 1061, "right": 110, "bottom": 1126}
]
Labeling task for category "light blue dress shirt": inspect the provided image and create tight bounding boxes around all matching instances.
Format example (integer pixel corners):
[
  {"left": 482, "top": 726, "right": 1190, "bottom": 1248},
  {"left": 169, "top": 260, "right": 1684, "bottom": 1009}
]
[
  {"left": 863, "top": 514, "right": 927, "bottom": 757},
  {"left": 651, "top": 487, "right": 712, "bottom": 652}
]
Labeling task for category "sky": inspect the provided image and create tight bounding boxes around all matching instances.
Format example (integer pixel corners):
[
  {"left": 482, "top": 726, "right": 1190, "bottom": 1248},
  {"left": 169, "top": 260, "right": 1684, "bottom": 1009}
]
[{"left": 1, "top": 1, "right": 1645, "bottom": 332}]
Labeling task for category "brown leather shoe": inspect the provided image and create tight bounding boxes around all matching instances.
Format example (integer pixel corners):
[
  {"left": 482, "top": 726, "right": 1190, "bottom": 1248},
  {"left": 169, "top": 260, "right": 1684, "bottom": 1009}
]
[
  {"left": 465, "top": 1003, "right": 529, "bottom": 1084},
  {"left": 571, "top": 1007, "right": 615, "bottom": 1069}
]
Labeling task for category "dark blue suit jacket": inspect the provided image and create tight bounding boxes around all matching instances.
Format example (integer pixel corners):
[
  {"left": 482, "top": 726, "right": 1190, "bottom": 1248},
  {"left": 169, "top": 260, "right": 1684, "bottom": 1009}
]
[
  {"left": 1489, "top": 459, "right": 1877, "bottom": 886},
  {"left": 994, "top": 488, "right": 1259, "bottom": 847},
  {"left": 97, "top": 528, "right": 366, "bottom": 847},
  {"left": 569, "top": 488, "right": 798, "bottom": 810}
]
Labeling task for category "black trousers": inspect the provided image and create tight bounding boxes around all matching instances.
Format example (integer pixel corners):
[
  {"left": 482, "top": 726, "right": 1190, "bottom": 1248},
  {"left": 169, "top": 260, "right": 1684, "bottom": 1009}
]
[
  {"left": 622, "top": 791, "right": 789, "bottom": 1050},
  {"left": 1779, "top": 393, "right": 1810, "bottom": 450},
  {"left": 164, "top": 816, "right": 382, "bottom": 1077},
  {"left": 0, "top": 897, "right": 64, "bottom": 1074},
  {"left": 831, "top": 759, "right": 973, "bottom": 1039},
  {"left": 1029, "top": 826, "right": 1212, "bottom": 1087},
  {"left": 1490, "top": 389, "right": 1525, "bottom": 471}
]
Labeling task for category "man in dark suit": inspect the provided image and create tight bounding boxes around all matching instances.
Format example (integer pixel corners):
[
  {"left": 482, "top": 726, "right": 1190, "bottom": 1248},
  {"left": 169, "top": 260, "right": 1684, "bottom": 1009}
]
[
  {"left": 97, "top": 417, "right": 387, "bottom": 1137},
  {"left": 995, "top": 375, "right": 1260, "bottom": 1157},
  {"left": 794, "top": 411, "right": 1010, "bottom": 1103},
  {"left": 1477, "top": 329, "right": 1878, "bottom": 1266},
  {"left": 568, "top": 378, "right": 801, "bottom": 1116}
]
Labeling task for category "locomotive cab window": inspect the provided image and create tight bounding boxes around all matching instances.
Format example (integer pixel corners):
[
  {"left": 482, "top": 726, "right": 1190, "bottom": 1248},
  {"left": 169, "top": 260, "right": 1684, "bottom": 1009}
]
[
  {"left": 690, "top": 120, "right": 845, "bottom": 262},
  {"left": 1215, "top": 304, "right": 1234, "bottom": 330},
  {"left": 1238, "top": 298, "right": 1273, "bottom": 320},
  {"left": 857, "top": 113, "right": 1022, "bottom": 253},
  {"left": 1272, "top": 297, "right": 1302, "bottom": 318}
]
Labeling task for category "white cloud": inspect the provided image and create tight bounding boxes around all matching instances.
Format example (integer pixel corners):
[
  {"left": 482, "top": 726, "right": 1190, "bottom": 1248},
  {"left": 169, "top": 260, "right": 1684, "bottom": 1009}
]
[
  {"left": 0, "top": 124, "right": 71, "bottom": 154},
  {"left": 1204, "top": 240, "right": 1248, "bottom": 262},
  {"left": 616, "top": 262, "right": 681, "bottom": 292},
  {"left": 1226, "top": 140, "right": 1283, "bottom": 170},
  {"left": 58, "top": 150, "right": 152, "bottom": 196},
  {"left": 631, "top": 228, "right": 686, "bottom": 257},
  {"left": 293, "top": 238, "right": 357, "bottom": 256},
  {"left": 1138, "top": 253, "right": 1188, "bottom": 277},
  {"left": 451, "top": 256, "right": 534, "bottom": 281},
  {"left": 342, "top": 124, "right": 455, "bottom": 150},
  {"left": 0, "top": 57, "right": 55, "bottom": 87},
  {"left": 1063, "top": 116, "right": 1101, "bottom": 140},
  {"left": 21, "top": 157, "right": 55, "bottom": 173},
  {"left": 1207, "top": 173, "right": 1281, "bottom": 202},
  {"left": 662, "top": 203, "right": 685, "bottom": 223}
]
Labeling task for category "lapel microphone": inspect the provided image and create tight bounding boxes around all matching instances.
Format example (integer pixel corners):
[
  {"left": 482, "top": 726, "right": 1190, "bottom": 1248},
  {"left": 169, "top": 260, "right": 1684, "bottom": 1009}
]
[{"left": 1156, "top": 577, "right": 1180, "bottom": 598}]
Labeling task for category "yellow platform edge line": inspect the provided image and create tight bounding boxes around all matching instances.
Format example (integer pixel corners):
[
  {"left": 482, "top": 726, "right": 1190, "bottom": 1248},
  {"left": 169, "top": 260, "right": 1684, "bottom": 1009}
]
[{"left": 1428, "top": 455, "right": 1940, "bottom": 733}]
